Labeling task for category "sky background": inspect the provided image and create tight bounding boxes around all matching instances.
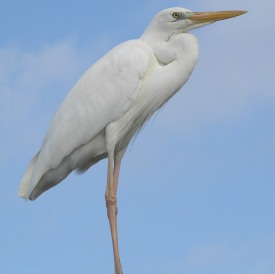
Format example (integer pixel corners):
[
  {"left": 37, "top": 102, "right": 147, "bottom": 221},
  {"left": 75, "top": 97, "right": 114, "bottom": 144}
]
[{"left": 1, "top": 0, "right": 274, "bottom": 273}]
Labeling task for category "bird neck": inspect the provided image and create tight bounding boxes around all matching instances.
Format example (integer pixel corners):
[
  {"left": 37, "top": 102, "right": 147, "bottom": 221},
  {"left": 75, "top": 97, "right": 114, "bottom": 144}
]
[
  {"left": 141, "top": 30, "right": 198, "bottom": 66},
  {"left": 140, "top": 30, "right": 177, "bottom": 64},
  {"left": 141, "top": 25, "right": 172, "bottom": 43}
]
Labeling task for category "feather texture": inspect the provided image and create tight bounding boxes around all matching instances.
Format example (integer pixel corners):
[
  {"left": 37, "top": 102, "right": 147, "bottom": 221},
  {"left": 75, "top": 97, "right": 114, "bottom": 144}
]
[{"left": 19, "top": 8, "right": 200, "bottom": 200}]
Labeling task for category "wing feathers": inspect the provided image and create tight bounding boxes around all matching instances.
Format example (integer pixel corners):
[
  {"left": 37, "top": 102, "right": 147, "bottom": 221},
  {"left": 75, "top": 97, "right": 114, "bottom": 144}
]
[{"left": 20, "top": 40, "right": 152, "bottom": 199}]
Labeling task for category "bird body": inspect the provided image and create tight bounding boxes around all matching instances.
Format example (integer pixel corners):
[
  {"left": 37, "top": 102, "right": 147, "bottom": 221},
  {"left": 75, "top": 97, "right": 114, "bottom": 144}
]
[
  {"left": 20, "top": 30, "right": 199, "bottom": 201},
  {"left": 19, "top": 7, "right": 246, "bottom": 274}
]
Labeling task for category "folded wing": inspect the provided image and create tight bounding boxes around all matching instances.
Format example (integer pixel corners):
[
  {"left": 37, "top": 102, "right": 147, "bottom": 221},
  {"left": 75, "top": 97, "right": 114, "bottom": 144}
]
[{"left": 19, "top": 40, "right": 153, "bottom": 200}]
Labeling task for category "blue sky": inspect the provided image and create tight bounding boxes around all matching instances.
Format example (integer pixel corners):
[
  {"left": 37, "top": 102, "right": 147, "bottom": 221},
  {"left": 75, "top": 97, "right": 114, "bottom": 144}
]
[{"left": 1, "top": 0, "right": 274, "bottom": 273}]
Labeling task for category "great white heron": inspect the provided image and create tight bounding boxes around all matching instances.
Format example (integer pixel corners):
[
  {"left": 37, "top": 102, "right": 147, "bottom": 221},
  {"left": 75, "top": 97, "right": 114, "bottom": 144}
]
[{"left": 19, "top": 7, "right": 246, "bottom": 274}]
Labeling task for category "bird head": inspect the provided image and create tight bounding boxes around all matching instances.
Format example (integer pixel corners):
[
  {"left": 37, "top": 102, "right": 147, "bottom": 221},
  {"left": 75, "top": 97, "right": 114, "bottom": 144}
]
[{"left": 142, "top": 7, "right": 247, "bottom": 40}]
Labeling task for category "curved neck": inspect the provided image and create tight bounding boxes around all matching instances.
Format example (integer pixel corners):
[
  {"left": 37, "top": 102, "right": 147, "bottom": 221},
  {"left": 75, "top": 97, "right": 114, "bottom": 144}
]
[
  {"left": 141, "top": 24, "right": 172, "bottom": 44},
  {"left": 141, "top": 30, "right": 199, "bottom": 66},
  {"left": 140, "top": 26, "right": 176, "bottom": 64}
]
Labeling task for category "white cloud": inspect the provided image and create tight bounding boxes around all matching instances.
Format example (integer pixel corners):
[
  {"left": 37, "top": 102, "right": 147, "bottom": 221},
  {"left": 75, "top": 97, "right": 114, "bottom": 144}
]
[
  {"left": 183, "top": 237, "right": 275, "bottom": 274},
  {"left": 0, "top": 37, "right": 93, "bottom": 164},
  {"left": 186, "top": 241, "right": 228, "bottom": 266},
  {"left": 0, "top": 38, "right": 80, "bottom": 117},
  {"left": 18, "top": 40, "right": 82, "bottom": 91}
]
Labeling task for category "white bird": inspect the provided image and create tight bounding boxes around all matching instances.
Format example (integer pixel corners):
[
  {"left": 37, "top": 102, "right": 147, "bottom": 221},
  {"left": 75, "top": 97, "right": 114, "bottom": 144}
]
[{"left": 19, "top": 7, "right": 246, "bottom": 274}]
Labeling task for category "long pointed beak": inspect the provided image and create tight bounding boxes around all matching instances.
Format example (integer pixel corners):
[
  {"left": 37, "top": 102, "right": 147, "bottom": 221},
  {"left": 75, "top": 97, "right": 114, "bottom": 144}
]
[{"left": 190, "top": 10, "right": 247, "bottom": 23}]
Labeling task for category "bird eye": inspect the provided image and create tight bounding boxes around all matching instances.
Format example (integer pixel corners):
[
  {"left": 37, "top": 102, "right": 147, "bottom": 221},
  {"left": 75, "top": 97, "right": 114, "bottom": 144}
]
[{"left": 172, "top": 12, "right": 180, "bottom": 19}]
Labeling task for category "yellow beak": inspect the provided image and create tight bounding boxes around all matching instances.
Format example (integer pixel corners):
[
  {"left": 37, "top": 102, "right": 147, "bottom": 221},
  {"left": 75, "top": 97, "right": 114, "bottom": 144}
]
[{"left": 190, "top": 10, "right": 247, "bottom": 23}]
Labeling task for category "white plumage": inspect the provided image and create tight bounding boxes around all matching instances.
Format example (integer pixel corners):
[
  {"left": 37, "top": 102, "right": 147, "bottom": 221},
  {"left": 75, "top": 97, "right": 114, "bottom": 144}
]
[
  {"left": 19, "top": 9, "right": 200, "bottom": 201},
  {"left": 19, "top": 7, "right": 246, "bottom": 274}
]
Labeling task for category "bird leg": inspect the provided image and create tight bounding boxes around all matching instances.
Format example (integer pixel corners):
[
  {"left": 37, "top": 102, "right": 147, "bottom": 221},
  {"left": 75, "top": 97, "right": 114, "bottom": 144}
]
[{"left": 105, "top": 153, "right": 123, "bottom": 274}]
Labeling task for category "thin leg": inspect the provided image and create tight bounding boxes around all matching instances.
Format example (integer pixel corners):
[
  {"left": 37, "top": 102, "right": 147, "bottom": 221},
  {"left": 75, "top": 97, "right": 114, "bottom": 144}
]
[
  {"left": 105, "top": 152, "right": 123, "bottom": 274},
  {"left": 113, "top": 159, "right": 121, "bottom": 195}
]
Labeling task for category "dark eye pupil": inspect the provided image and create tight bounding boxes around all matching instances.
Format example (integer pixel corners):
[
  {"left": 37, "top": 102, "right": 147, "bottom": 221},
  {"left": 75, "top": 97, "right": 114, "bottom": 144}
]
[{"left": 173, "top": 12, "right": 179, "bottom": 18}]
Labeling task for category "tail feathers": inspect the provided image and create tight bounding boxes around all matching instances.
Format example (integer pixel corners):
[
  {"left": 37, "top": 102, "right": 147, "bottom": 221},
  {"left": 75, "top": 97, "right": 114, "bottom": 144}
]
[{"left": 18, "top": 152, "right": 39, "bottom": 200}]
